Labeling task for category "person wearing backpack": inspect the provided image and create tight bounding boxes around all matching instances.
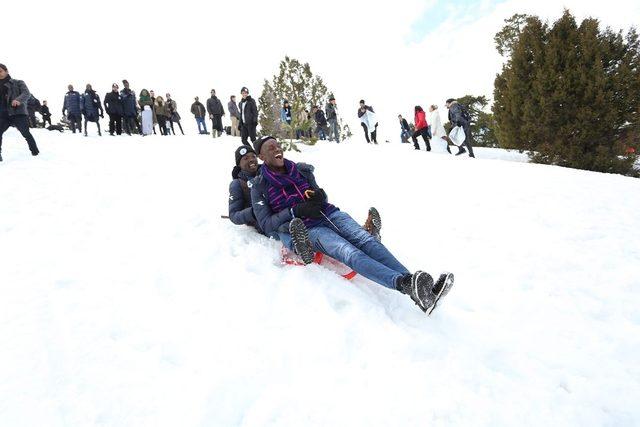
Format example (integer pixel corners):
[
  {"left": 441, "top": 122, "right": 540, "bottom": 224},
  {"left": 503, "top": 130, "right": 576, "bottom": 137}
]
[{"left": 445, "top": 98, "right": 475, "bottom": 157}]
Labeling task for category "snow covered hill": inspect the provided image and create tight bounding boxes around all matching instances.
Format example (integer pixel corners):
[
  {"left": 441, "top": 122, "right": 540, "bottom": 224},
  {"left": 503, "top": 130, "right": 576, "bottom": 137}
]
[{"left": 1, "top": 130, "right": 639, "bottom": 426}]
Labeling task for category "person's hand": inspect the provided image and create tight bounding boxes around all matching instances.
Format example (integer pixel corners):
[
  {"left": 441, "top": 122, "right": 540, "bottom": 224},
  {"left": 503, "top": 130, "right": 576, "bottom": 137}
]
[
  {"left": 11, "top": 100, "right": 21, "bottom": 107},
  {"left": 293, "top": 201, "right": 323, "bottom": 219},
  {"left": 305, "top": 188, "right": 326, "bottom": 204}
]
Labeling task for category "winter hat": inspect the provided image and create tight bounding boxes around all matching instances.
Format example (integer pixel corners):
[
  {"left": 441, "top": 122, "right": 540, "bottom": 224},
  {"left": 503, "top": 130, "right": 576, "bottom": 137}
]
[
  {"left": 359, "top": 99, "right": 365, "bottom": 104},
  {"left": 329, "top": 96, "right": 335, "bottom": 101},
  {"left": 0, "top": 64, "right": 7, "bottom": 72},
  {"left": 235, "top": 145, "right": 256, "bottom": 166},
  {"left": 240, "top": 87, "right": 249, "bottom": 94},
  {"left": 446, "top": 98, "right": 455, "bottom": 104},
  {"left": 254, "top": 135, "right": 276, "bottom": 155}
]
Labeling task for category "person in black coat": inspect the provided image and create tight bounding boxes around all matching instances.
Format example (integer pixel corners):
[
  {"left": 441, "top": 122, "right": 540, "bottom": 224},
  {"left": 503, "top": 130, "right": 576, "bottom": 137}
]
[
  {"left": 398, "top": 114, "right": 411, "bottom": 143},
  {"left": 81, "top": 84, "right": 104, "bottom": 136},
  {"left": 104, "top": 83, "right": 123, "bottom": 135},
  {"left": 207, "top": 89, "right": 225, "bottom": 138},
  {"left": 120, "top": 79, "right": 140, "bottom": 135},
  {"left": 62, "top": 84, "right": 83, "bottom": 133},
  {"left": 228, "top": 145, "right": 262, "bottom": 233},
  {"left": 0, "top": 63, "right": 40, "bottom": 161},
  {"left": 238, "top": 86, "right": 258, "bottom": 146},
  {"left": 41, "top": 100, "right": 52, "bottom": 128},
  {"left": 312, "top": 105, "right": 328, "bottom": 140},
  {"left": 446, "top": 98, "right": 475, "bottom": 157}
]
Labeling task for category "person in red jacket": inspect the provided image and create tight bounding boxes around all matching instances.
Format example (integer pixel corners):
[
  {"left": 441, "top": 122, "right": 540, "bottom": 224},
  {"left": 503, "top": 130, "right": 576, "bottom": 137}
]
[{"left": 412, "top": 105, "right": 431, "bottom": 151}]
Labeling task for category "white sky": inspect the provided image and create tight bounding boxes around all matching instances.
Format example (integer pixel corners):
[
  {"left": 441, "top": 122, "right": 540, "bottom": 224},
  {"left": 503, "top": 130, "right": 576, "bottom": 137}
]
[{"left": 4, "top": 0, "right": 639, "bottom": 139}]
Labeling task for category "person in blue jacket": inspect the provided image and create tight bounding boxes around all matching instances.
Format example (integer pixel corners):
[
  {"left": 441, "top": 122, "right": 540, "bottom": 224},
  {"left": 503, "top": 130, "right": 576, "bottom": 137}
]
[
  {"left": 250, "top": 136, "right": 453, "bottom": 314},
  {"left": 228, "top": 145, "right": 262, "bottom": 233},
  {"left": 120, "top": 79, "right": 140, "bottom": 135},
  {"left": 280, "top": 100, "right": 292, "bottom": 125},
  {"left": 62, "top": 84, "right": 82, "bottom": 133},
  {"left": 81, "top": 84, "right": 103, "bottom": 136}
]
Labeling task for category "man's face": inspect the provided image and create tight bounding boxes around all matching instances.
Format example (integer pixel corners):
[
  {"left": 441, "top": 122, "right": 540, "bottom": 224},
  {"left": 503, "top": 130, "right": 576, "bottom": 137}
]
[
  {"left": 258, "top": 139, "right": 284, "bottom": 169},
  {"left": 150, "top": 91, "right": 155, "bottom": 97},
  {"left": 43, "top": 101, "right": 47, "bottom": 106},
  {"left": 166, "top": 94, "right": 171, "bottom": 99},
  {"left": 112, "top": 84, "right": 119, "bottom": 92},
  {"left": 239, "top": 152, "right": 258, "bottom": 173},
  {"left": 446, "top": 102, "right": 451, "bottom": 109},
  {"left": 68, "top": 85, "right": 74, "bottom": 92},
  {"left": 0, "top": 68, "right": 7, "bottom": 79},
  {"left": 241, "top": 91, "right": 248, "bottom": 99},
  {"left": 124, "top": 81, "right": 130, "bottom": 89},
  {"left": 360, "top": 102, "right": 365, "bottom": 108},
  {"left": 195, "top": 97, "right": 199, "bottom": 102},
  {"left": 86, "top": 84, "right": 92, "bottom": 91},
  {"left": 331, "top": 99, "right": 336, "bottom": 105},
  {"left": 211, "top": 90, "right": 215, "bottom": 96}
]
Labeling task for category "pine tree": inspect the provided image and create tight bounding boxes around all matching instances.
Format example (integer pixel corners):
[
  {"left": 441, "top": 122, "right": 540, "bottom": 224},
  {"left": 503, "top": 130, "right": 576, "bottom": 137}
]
[{"left": 493, "top": 10, "right": 639, "bottom": 175}]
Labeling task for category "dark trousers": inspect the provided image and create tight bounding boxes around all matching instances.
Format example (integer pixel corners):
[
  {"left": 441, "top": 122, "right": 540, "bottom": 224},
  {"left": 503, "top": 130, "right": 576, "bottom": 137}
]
[
  {"left": 28, "top": 112, "right": 37, "bottom": 128},
  {"left": 108, "top": 114, "right": 122, "bottom": 135},
  {"left": 158, "top": 115, "right": 168, "bottom": 135},
  {"left": 361, "top": 123, "right": 378, "bottom": 144},
  {"left": 412, "top": 127, "right": 431, "bottom": 151},
  {"left": 68, "top": 113, "right": 82, "bottom": 133},
  {"left": 169, "top": 119, "right": 184, "bottom": 135},
  {"left": 123, "top": 116, "right": 140, "bottom": 135},
  {"left": 463, "top": 124, "right": 475, "bottom": 157},
  {"left": 0, "top": 113, "right": 40, "bottom": 155},
  {"left": 42, "top": 116, "right": 52, "bottom": 128},
  {"left": 241, "top": 123, "right": 257, "bottom": 146},
  {"left": 84, "top": 117, "right": 101, "bottom": 136}
]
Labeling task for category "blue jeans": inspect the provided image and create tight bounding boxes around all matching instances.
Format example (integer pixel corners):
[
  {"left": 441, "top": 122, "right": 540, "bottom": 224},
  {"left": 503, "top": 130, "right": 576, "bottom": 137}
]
[
  {"left": 195, "top": 117, "right": 207, "bottom": 133},
  {"left": 328, "top": 119, "right": 340, "bottom": 143},
  {"left": 280, "top": 211, "right": 409, "bottom": 289}
]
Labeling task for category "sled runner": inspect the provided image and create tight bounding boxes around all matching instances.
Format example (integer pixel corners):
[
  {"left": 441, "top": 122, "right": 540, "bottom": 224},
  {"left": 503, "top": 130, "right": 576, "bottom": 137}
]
[{"left": 280, "top": 246, "right": 357, "bottom": 280}]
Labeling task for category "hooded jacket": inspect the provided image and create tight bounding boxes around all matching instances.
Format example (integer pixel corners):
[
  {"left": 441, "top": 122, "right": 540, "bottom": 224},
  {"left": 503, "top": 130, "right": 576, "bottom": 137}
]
[
  {"left": 229, "top": 167, "right": 262, "bottom": 233},
  {"left": 0, "top": 77, "right": 31, "bottom": 116}
]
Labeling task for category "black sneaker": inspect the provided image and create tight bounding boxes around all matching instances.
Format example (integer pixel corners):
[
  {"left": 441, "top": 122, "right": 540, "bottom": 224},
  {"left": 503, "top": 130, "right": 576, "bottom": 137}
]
[
  {"left": 289, "top": 218, "right": 314, "bottom": 265},
  {"left": 427, "top": 273, "right": 455, "bottom": 315},
  {"left": 397, "top": 271, "right": 435, "bottom": 313},
  {"left": 366, "top": 207, "right": 382, "bottom": 242},
  {"left": 455, "top": 146, "right": 467, "bottom": 156}
]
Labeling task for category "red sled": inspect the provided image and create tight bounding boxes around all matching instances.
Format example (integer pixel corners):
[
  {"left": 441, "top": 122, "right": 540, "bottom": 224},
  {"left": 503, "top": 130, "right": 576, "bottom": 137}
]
[{"left": 281, "top": 246, "right": 357, "bottom": 280}]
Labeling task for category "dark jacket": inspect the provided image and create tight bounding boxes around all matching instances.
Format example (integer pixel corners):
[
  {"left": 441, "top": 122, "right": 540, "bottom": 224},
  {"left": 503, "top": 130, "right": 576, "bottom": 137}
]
[
  {"left": 357, "top": 105, "right": 374, "bottom": 118},
  {"left": 400, "top": 118, "right": 410, "bottom": 132},
  {"left": 207, "top": 96, "right": 225, "bottom": 116},
  {"left": 250, "top": 162, "right": 324, "bottom": 237},
  {"left": 325, "top": 103, "right": 337, "bottom": 121},
  {"left": 27, "top": 96, "right": 41, "bottom": 115},
  {"left": 81, "top": 90, "right": 103, "bottom": 119},
  {"left": 104, "top": 91, "right": 124, "bottom": 116},
  {"left": 120, "top": 88, "right": 138, "bottom": 117},
  {"left": 191, "top": 101, "right": 206, "bottom": 118},
  {"left": 1, "top": 77, "right": 31, "bottom": 116},
  {"left": 228, "top": 100, "right": 240, "bottom": 119},
  {"left": 448, "top": 102, "right": 469, "bottom": 128},
  {"left": 239, "top": 96, "right": 258, "bottom": 126},
  {"left": 63, "top": 90, "right": 82, "bottom": 116},
  {"left": 314, "top": 109, "right": 327, "bottom": 127},
  {"left": 229, "top": 167, "right": 262, "bottom": 232},
  {"left": 41, "top": 105, "right": 51, "bottom": 119}
]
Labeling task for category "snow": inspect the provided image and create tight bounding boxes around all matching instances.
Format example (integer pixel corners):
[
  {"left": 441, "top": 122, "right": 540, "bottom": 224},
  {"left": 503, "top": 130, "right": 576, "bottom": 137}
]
[{"left": 1, "top": 129, "right": 639, "bottom": 426}]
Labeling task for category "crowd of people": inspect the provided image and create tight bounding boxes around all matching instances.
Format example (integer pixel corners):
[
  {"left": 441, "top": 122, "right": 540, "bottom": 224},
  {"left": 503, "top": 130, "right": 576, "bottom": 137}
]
[{"left": 1, "top": 61, "right": 476, "bottom": 161}]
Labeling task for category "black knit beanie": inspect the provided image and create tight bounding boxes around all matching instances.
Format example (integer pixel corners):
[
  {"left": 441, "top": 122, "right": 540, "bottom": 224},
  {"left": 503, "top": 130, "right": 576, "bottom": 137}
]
[
  {"left": 254, "top": 135, "right": 276, "bottom": 156},
  {"left": 235, "top": 145, "right": 256, "bottom": 166}
]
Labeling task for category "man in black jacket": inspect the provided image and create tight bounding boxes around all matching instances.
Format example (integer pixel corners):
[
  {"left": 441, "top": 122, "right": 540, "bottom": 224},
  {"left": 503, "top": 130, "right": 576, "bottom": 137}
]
[
  {"left": 446, "top": 98, "right": 475, "bottom": 157},
  {"left": 104, "top": 83, "right": 123, "bottom": 135},
  {"left": 41, "top": 100, "right": 52, "bottom": 128},
  {"left": 238, "top": 86, "right": 258, "bottom": 146},
  {"left": 0, "top": 64, "right": 40, "bottom": 161},
  {"left": 207, "top": 89, "right": 225, "bottom": 138}
]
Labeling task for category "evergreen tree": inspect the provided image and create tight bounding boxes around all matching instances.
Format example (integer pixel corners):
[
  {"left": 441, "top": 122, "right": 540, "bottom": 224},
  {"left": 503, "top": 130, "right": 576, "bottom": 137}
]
[
  {"left": 493, "top": 11, "right": 639, "bottom": 175},
  {"left": 259, "top": 56, "right": 345, "bottom": 149}
]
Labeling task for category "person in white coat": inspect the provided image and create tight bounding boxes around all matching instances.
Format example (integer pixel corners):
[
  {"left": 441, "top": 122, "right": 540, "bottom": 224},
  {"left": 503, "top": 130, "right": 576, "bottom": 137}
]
[
  {"left": 357, "top": 100, "right": 378, "bottom": 144},
  {"left": 428, "top": 105, "right": 450, "bottom": 153}
]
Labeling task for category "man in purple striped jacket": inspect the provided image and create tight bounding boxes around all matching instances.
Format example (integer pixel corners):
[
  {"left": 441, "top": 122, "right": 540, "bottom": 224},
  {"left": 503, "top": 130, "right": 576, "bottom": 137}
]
[{"left": 250, "top": 136, "right": 453, "bottom": 314}]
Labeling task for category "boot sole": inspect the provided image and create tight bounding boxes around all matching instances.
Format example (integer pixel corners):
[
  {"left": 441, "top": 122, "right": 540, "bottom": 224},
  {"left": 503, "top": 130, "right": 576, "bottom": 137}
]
[
  {"left": 412, "top": 271, "right": 435, "bottom": 312},
  {"left": 289, "top": 218, "right": 314, "bottom": 265},
  {"left": 427, "top": 273, "right": 454, "bottom": 316},
  {"left": 368, "top": 207, "right": 382, "bottom": 241}
]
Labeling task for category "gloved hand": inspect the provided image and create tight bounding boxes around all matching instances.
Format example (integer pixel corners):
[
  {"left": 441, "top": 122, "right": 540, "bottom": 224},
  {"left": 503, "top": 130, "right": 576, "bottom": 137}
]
[
  {"left": 305, "top": 188, "right": 327, "bottom": 204},
  {"left": 293, "top": 200, "right": 323, "bottom": 219}
]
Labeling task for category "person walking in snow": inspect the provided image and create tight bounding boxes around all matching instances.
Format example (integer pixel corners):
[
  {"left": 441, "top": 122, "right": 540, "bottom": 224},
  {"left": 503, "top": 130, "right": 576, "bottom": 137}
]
[
  {"left": 80, "top": 84, "right": 103, "bottom": 136},
  {"left": 411, "top": 105, "right": 431, "bottom": 151},
  {"left": 41, "top": 100, "right": 52, "bottom": 128},
  {"left": 207, "top": 89, "right": 225, "bottom": 138},
  {"left": 166, "top": 93, "right": 184, "bottom": 135},
  {"left": 446, "top": 98, "right": 475, "bottom": 157},
  {"left": 312, "top": 105, "right": 328, "bottom": 140},
  {"left": 238, "top": 86, "right": 258, "bottom": 146},
  {"left": 398, "top": 114, "right": 411, "bottom": 143},
  {"left": 104, "top": 83, "right": 123, "bottom": 136},
  {"left": 325, "top": 96, "right": 340, "bottom": 143},
  {"left": 228, "top": 145, "right": 263, "bottom": 233},
  {"left": 428, "top": 105, "right": 449, "bottom": 153},
  {"left": 191, "top": 97, "right": 208, "bottom": 134},
  {"left": 228, "top": 95, "right": 241, "bottom": 137},
  {"left": 62, "top": 84, "right": 83, "bottom": 134},
  {"left": 120, "top": 80, "right": 140, "bottom": 135},
  {"left": 280, "top": 100, "right": 292, "bottom": 125},
  {"left": 358, "top": 100, "right": 378, "bottom": 144},
  {"left": 0, "top": 63, "right": 40, "bottom": 161},
  {"left": 27, "top": 95, "right": 41, "bottom": 128},
  {"left": 154, "top": 96, "right": 170, "bottom": 136},
  {"left": 250, "top": 136, "right": 453, "bottom": 314}
]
